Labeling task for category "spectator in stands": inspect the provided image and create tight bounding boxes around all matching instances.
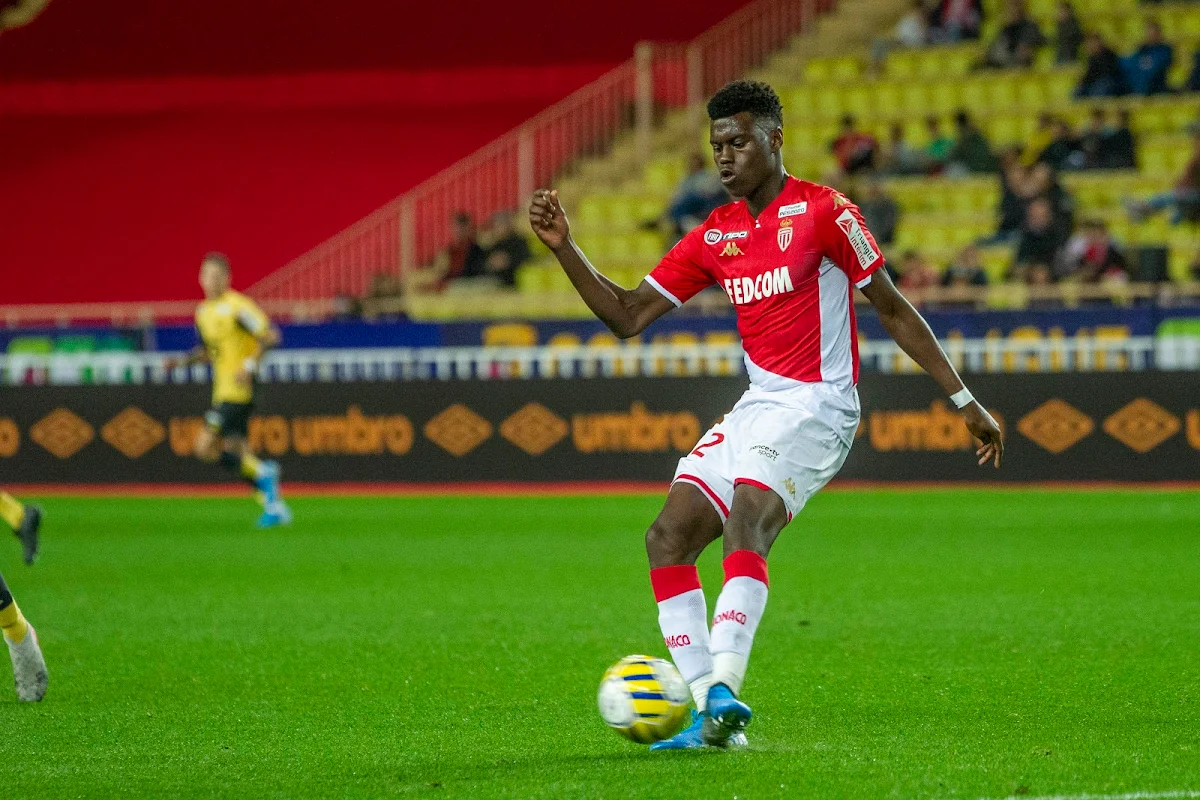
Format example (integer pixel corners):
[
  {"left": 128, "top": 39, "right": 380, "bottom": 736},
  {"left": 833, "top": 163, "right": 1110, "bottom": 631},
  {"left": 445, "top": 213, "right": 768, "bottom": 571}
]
[
  {"left": 1124, "top": 129, "right": 1200, "bottom": 225},
  {"left": 1014, "top": 197, "right": 1069, "bottom": 280},
  {"left": 942, "top": 245, "right": 990, "bottom": 287},
  {"left": 667, "top": 153, "right": 727, "bottom": 238},
  {"left": 1075, "top": 33, "right": 1129, "bottom": 97},
  {"left": 924, "top": 116, "right": 955, "bottom": 174},
  {"left": 441, "top": 211, "right": 488, "bottom": 287},
  {"left": 983, "top": 145, "right": 1030, "bottom": 245},
  {"left": 980, "top": 0, "right": 1045, "bottom": 70},
  {"left": 895, "top": 0, "right": 931, "bottom": 46},
  {"left": 1054, "top": 1, "right": 1084, "bottom": 65},
  {"left": 1024, "top": 113, "right": 1058, "bottom": 167},
  {"left": 1038, "top": 118, "right": 1084, "bottom": 171},
  {"left": 879, "top": 123, "right": 926, "bottom": 176},
  {"left": 482, "top": 211, "right": 531, "bottom": 288},
  {"left": 1102, "top": 109, "right": 1138, "bottom": 169},
  {"left": 1077, "top": 109, "right": 1110, "bottom": 170},
  {"left": 871, "top": 0, "right": 931, "bottom": 72},
  {"left": 1187, "top": 49, "right": 1200, "bottom": 93},
  {"left": 331, "top": 293, "right": 362, "bottom": 322},
  {"left": 929, "top": 0, "right": 983, "bottom": 42},
  {"left": 1061, "top": 219, "right": 1129, "bottom": 282},
  {"left": 1123, "top": 19, "right": 1174, "bottom": 96},
  {"left": 857, "top": 178, "right": 899, "bottom": 247},
  {"left": 946, "top": 110, "right": 997, "bottom": 176},
  {"left": 830, "top": 115, "right": 879, "bottom": 176},
  {"left": 895, "top": 250, "right": 940, "bottom": 294}
]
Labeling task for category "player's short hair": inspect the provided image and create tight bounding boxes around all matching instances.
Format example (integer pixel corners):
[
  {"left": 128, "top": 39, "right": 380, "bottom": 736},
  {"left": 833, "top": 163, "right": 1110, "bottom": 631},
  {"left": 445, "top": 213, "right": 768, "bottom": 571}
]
[
  {"left": 202, "top": 252, "right": 231, "bottom": 273},
  {"left": 706, "top": 80, "right": 783, "bottom": 129}
]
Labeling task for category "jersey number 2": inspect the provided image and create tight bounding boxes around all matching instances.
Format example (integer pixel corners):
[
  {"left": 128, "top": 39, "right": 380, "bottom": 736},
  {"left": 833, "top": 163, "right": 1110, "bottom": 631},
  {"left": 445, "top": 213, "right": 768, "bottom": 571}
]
[{"left": 690, "top": 432, "right": 725, "bottom": 458}]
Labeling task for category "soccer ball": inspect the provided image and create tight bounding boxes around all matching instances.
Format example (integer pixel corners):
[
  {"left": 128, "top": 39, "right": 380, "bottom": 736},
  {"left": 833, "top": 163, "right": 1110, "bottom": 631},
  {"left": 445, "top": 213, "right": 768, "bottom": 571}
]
[{"left": 596, "top": 655, "right": 691, "bottom": 743}]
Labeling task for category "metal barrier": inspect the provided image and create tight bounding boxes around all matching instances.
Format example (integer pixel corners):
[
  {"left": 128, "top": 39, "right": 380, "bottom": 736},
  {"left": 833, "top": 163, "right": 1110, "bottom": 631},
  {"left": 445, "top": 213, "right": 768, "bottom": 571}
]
[{"left": 0, "top": 337, "right": 1185, "bottom": 387}]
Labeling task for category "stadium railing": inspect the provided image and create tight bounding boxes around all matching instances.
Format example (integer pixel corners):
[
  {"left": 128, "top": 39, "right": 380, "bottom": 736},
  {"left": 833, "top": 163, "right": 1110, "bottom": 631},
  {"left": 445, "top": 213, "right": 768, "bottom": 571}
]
[
  {"left": 0, "top": 336, "right": 1186, "bottom": 387},
  {"left": 244, "top": 0, "right": 834, "bottom": 303}
]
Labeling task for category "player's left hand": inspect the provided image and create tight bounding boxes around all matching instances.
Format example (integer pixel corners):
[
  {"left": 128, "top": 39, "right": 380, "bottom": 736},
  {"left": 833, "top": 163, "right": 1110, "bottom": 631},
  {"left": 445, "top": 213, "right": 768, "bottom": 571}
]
[
  {"left": 235, "top": 367, "right": 253, "bottom": 386},
  {"left": 963, "top": 403, "right": 1003, "bottom": 468}
]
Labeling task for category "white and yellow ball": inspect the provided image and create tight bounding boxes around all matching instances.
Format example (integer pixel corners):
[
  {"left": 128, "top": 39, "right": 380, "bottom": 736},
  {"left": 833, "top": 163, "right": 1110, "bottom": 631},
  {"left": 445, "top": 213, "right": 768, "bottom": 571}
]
[{"left": 596, "top": 655, "right": 691, "bottom": 743}]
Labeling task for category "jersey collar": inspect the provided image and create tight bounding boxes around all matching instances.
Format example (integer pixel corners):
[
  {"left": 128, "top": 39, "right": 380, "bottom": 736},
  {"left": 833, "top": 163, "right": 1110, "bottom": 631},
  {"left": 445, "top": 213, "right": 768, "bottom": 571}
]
[{"left": 738, "top": 174, "right": 796, "bottom": 228}]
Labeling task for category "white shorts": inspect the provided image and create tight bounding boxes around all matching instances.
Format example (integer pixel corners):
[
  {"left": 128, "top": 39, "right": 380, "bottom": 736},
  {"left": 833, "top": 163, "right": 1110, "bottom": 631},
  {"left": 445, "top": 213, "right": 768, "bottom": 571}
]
[{"left": 672, "top": 382, "right": 860, "bottom": 522}]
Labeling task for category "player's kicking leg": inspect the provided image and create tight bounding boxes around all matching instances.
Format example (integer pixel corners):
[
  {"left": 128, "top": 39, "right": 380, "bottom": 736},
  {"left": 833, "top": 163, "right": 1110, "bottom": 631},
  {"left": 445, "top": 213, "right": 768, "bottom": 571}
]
[
  {"left": 0, "top": 491, "right": 40, "bottom": 565},
  {"left": 700, "top": 483, "right": 786, "bottom": 746},
  {"left": 0, "top": 570, "right": 47, "bottom": 702},
  {"left": 644, "top": 483, "right": 741, "bottom": 751}
]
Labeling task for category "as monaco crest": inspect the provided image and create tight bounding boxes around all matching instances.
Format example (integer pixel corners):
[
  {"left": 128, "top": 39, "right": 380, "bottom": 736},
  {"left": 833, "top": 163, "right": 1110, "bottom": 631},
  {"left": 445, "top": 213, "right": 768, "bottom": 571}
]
[{"left": 777, "top": 225, "right": 793, "bottom": 252}]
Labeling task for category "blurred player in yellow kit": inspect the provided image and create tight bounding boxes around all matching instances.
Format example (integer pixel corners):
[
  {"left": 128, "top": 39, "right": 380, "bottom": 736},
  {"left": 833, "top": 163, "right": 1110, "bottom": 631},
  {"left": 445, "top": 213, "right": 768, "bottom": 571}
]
[
  {"left": 0, "top": 491, "right": 47, "bottom": 702},
  {"left": 171, "top": 253, "right": 291, "bottom": 527}
]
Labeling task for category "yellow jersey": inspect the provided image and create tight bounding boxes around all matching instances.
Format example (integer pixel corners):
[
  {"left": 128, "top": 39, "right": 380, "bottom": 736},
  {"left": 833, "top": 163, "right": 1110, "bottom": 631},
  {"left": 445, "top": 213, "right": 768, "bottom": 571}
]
[{"left": 195, "top": 290, "right": 271, "bottom": 404}]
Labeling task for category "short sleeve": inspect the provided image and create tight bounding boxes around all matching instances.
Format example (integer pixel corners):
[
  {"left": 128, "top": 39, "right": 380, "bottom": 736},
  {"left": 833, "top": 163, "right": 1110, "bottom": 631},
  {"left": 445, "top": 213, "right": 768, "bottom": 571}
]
[
  {"left": 234, "top": 297, "right": 269, "bottom": 335},
  {"left": 818, "top": 195, "right": 885, "bottom": 289},
  {"left": 645, "top": 227, "right": 715, "bottom": 307}
]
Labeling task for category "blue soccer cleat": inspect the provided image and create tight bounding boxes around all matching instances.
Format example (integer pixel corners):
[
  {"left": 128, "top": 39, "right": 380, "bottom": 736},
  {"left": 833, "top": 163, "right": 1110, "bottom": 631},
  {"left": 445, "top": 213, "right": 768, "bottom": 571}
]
[
  {"left": 256, "top": 501, "right": 292, "bottom": 529},
  {"left": 255, "top": 461, "right": 282, "bottom": 506},
  {"left": 649, "top": 709, "right": 748, "bottom": 751},
  {"left": 702, "top": 684, "right": 753, "bottom": 747}
]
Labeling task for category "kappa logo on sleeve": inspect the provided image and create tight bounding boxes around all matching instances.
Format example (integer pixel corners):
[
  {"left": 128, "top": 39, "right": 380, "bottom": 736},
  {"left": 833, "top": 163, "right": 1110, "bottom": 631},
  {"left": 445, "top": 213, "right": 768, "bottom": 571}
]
[{"left": 835, "top": 209, "right": 880, "bottom": 269}]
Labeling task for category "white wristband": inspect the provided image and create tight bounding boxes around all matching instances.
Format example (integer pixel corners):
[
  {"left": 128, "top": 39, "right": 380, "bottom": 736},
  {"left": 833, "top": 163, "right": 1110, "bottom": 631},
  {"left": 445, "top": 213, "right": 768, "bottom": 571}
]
[
  {"left": 242, "top": 357, "right": 259, "bottom": 375},
  {"left": 950, "top": 388, "right": 974, "bottom": 409}
]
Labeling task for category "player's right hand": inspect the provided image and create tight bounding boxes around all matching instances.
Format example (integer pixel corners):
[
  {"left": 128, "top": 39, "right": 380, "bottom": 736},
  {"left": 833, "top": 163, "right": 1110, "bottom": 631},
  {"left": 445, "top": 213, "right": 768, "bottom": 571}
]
[{"left": 529, "top": 189, "right": 570, "bottom": 251}]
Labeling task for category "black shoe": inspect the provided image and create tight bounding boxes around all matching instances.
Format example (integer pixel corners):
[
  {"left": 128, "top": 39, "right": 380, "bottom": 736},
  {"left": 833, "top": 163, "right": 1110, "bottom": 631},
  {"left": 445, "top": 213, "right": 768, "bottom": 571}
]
[{"left": 17, "top": 505, "right": 40, "bottom": 566}]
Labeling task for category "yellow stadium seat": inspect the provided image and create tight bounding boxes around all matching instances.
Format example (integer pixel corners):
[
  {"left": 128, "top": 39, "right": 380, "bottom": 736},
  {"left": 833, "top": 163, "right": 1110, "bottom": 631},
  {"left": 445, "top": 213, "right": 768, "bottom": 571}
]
[
  {"left": 873, "top": 82, "right": 907, "bottom": 119},
  {"left": 927, "top": 82, "right": 963, "bottom": 116},
  {"left": 942, "top": 46, "right": 978, "bottom": 78},
  {"left": 643, "top": 160, "right": 683, "bottom": 194},
  {"left": 1049, "top": 70, "right": 1081, "bottom": 103},
  {"left": 786, "top": 86, "right": 816, "bottom": 118},
  {"left": 843, "top": 85, "right": 875, "bottom": 121},
  {"left": 516, "top": 265, "right": 552, "bottom": 293},
  {"left": 1166, "top": 101, "right": 1198, "bottom": 133},
  {"left": 1017, "top": 75, "right": 1049, "bottom": 111},
  {"left": 631, "top": 231, "right": 666, "bottom": 262},
  {"left": 1119, "top": 16, "right": 1145, "bottom": 49},
  {"left": 830, "top": 56, "right": 864, "bottom": 83},
  {"left": 985, "top": 77, "right": 1021, "bottom": 113},
  {"left": 575, "top": 196, "right": 610, "bottom": 228},
  {"left": 887, "top": 50, "right": 921, "bottom": 80},
  {"left": 902, "top": 83, "right": 932, "bottom": 117},
  {"left": 1141, "top": 143, "right": 1177, "bottom": 177},
  {"left": 979, "top": 247, "right": 1012, "bottom": 283},
  {"left": 987, "top": 115, "right": 1025, "bottom": 147},
  {"left": 816, "top": 85, "right": 847, "bottom": 120},
  {"left": 1136, "top": 105, "right": 1174, "bottom": 136},
  {"left": 803, "top": 58, "right": 835, "bottom": 84}
]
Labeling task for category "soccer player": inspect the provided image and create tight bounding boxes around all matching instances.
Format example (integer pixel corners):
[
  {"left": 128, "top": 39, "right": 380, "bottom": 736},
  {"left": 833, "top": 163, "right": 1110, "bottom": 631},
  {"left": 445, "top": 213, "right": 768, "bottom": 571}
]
[
  {"left": 0, "top": 492, "right": 47, "bottom": 701},
  {"left": 170, "top": 253, "right": 291, "bottom": 528},
  {"left": 529, "top": 81, "right": 1003, "bottom": 750}
]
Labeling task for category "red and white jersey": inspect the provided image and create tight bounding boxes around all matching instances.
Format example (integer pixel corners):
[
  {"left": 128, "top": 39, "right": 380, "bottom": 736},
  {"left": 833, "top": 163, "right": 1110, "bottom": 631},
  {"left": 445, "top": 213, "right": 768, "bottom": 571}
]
[{"left": 646, "top": 176, "right": 884, "bottom": 393}]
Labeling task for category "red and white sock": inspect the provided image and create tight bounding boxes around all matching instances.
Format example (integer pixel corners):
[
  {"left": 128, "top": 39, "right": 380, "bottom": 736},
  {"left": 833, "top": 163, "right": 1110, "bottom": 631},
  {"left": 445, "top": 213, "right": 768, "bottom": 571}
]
[
  {"left": 650, "top": 564, "right": 715, "bottom": 712},
  {"left": 709, "top": 550, "right": 769, "bottom": 696}
]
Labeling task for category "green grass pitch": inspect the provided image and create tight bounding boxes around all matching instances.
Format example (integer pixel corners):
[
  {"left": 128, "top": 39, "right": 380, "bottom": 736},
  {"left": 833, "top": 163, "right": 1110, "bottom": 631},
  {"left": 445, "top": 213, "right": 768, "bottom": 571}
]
[{"left": 3, "top": 490, "right": 1198, "bottom": 799}]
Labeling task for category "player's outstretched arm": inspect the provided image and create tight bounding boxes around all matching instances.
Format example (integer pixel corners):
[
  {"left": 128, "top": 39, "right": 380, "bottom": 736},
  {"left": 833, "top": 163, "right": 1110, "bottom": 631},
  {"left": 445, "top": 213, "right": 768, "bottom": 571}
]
[
  {"left": 861, "top": 269, "right": 1004, "bottom": 468},
  {"left": 529, "top": 189, "right": 674, "bottom": 339}
]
